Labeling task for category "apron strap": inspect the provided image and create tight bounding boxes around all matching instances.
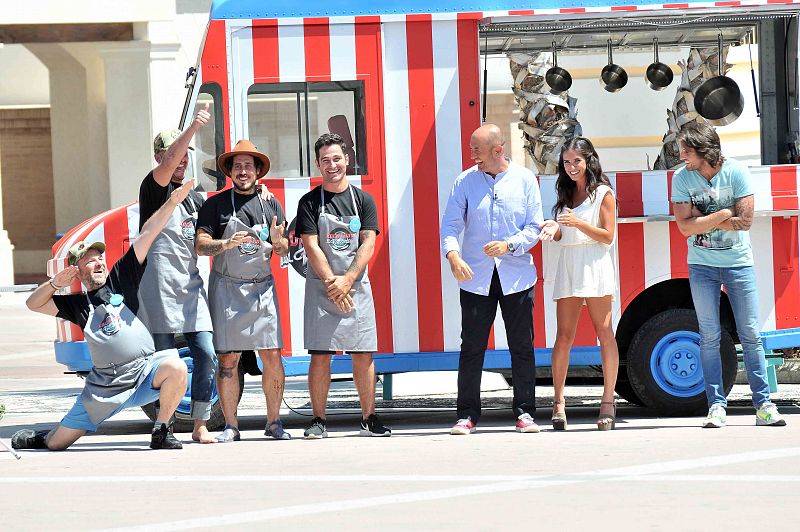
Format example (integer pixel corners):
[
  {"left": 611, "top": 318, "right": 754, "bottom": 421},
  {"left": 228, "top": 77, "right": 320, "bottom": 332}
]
[
  {"left": 231, "top": 188, "right": 268, "bottom": 227},
  {"left": 319, "top": 185, "right": 358, "bottom": 218}
]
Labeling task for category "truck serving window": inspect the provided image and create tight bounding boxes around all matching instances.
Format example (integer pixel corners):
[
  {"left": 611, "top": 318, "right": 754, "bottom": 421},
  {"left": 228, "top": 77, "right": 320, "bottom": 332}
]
[
  {"left": 192, "top": 83, "right": 224, "bottom": 192},
  {"left": 247, "top": 80, "right": 367, "bottom": 177}
]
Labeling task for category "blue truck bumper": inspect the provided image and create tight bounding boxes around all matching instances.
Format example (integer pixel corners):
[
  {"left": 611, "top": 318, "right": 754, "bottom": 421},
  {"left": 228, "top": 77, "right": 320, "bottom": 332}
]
[{"left": 54, "top": 341, "right": 93, "bottom": 373}]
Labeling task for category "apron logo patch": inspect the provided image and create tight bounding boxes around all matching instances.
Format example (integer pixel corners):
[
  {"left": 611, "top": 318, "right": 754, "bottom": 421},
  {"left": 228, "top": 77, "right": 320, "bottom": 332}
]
[
  {"left": 180, "top": 218, "right": 196, "bottom": 241},
  {"left": 98, "top": 314, "right": 121, "bottom": 336},
  {"left": 327, "top": 230, "right": 354, "bottom": 252},
  {"left": 348, "top": 218, "right": 361, "bottom": 232},
  {"left": 239, "top": 235, "right": 261, "bottom": 255}
]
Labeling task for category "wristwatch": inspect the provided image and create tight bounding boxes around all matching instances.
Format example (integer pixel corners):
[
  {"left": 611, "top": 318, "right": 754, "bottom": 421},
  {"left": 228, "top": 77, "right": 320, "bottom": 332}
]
[{"left": 507, "top": 241, "right": 516, "bottom": 253}]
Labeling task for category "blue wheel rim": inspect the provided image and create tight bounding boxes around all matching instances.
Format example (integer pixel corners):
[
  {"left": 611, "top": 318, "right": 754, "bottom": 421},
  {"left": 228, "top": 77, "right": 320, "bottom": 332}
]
[
  {"left": 176, "top": 347, "right": 219, "bottom": 416},
  {"left": 649, "top": 330, "right": 705, "bottom": 398}
]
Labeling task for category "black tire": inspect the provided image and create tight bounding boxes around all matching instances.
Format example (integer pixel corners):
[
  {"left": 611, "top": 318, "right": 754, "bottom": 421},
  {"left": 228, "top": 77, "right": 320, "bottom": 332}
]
[
  {"left": 141, "top": 352, "right": 245, "bottom": 432},
  {"left": 613, "top": 378, "right": 644, "bottom": 406},
  {"left": 627, "top": 309, "right": 737, "bottom": 416}
]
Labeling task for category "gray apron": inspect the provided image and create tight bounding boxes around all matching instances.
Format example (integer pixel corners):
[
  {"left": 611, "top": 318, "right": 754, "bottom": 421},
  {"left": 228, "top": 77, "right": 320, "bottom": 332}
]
[
  {"left": 138, "top": 196, "right": 212, "bottom": 334},
  {"left": 80, "top": 293, "right": 175, "bottom": 425},
  {"left": 304, "top": 185, "right": 377, "bottom": 352},
  {"left": 208, "top": 189, "right": 282, "bottom": 352}
]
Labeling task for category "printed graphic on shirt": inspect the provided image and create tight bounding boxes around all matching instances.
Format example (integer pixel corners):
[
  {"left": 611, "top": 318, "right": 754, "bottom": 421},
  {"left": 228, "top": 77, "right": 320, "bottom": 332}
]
[
  {"left": 180, "top": 217, "right": 196, "bottom": 241},
  {"left": 98, "top": 311, "right": 121, "bottom": 336},
  {"left": 688, "top": 185, "right": 738, "bottom": 250},
  {"left": 327, "top": 229, "right": 354, "bottom": 251},
  {"left": 239, "top": 235, "right": 261, "bottom": 255}
]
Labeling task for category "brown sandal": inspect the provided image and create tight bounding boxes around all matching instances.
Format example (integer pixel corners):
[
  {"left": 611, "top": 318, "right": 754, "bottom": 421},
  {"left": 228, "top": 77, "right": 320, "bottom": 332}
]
[
  {"left": 597, "top": 401, "right": 616, "bottom": 431},
  {"left": 552, "top": 400, "right": 567, "bottom": 431}
]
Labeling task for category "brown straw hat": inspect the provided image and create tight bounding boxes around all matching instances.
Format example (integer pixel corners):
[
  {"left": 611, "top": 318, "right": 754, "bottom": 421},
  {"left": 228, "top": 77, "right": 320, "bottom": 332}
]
[{"left": 217, "top": 139, "right": 271, "bottom": 178}]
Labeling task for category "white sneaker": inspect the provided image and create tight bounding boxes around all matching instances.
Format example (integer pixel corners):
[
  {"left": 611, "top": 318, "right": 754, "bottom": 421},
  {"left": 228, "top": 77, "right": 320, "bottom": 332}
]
[
  {"left": 515, "top": 413, "right": 540, "bottom": 433},
  {"left": 702, "top": 404, "right": 726, "bottom": 428},
  {"left": 755, "top": 402, "right": 787, "bottom": 426}
]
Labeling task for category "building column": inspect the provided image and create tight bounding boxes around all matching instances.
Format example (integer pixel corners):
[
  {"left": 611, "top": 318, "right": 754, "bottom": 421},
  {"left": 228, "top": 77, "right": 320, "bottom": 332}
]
[
  {"left": 0, "top": 138, "right": 15, "bottom": 285},
  {"left": 27, "top": 43, "right": 110, "bottom": 234},
  {"left": 141, "top": 20, "right": 186, "bottom": 131},
  {"left": 101, "top": 42, "right": 154, "bottom": 207}
]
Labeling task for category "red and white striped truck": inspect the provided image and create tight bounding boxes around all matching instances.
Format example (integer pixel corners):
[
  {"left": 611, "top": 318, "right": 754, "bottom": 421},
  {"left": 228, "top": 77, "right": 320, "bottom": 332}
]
[{"left": 49, "top": 0, "right": 800, "bottom": 427}]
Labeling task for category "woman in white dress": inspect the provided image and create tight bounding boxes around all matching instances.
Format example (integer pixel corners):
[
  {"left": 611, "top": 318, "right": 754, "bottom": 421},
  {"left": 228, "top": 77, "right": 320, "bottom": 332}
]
[{"left": 539, "top": 137, "right": 619, "bottom": 431}]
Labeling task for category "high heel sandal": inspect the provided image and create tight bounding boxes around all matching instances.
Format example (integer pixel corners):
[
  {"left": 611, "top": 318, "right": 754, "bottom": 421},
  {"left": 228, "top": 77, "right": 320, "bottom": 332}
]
[
  {"left": 597, "top": 400, "right": 616, "bottom": 431},
  {"left": 551, "top": 400, "right": 567, "bottom": 431}
]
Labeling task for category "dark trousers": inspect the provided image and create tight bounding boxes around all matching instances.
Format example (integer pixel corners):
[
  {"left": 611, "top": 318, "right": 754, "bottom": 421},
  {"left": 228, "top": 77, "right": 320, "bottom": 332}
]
[{"left": 457, "top": 268, "right": 535, "bottom": 423}]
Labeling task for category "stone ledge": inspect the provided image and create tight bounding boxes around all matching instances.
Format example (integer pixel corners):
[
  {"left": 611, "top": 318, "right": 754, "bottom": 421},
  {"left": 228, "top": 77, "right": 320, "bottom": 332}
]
[{"left": 736, "top": 359, "right": 800, "bottom": 385}]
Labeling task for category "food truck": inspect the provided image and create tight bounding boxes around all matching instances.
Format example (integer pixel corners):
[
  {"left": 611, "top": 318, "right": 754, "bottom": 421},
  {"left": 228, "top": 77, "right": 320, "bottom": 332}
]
[{"left": 48, "top": 0, "right": 800, "bottom": 427}]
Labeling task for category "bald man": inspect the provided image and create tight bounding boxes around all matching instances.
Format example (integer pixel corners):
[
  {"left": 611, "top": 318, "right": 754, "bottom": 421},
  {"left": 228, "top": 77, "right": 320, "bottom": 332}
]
[{"left": 440, "top": 124, "right": 545, "bottom": 435}]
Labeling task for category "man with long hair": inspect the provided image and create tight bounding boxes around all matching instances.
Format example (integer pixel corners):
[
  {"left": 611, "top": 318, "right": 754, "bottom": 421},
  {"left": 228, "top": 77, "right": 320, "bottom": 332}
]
[{"left": 672, "top": 121, "right": 785, "bottom": 428}]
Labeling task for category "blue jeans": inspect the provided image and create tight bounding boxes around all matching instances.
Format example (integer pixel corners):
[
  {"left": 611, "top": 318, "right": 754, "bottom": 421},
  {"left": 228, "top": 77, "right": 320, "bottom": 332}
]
[
  {"left": 153, "top": 331, "right": 217, "bottom": 420},
  {"left": 688, "top": 264, "right": 770, "bottom": 408}
]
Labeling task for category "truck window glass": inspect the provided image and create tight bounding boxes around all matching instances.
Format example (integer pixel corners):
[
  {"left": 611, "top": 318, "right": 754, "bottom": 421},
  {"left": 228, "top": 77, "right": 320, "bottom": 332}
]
[
  {"left": 248, "top": 80, "right": 367, "bottom": 177},
  {"left": 247, "top": 91, "right": 303, "bottom": 178},
  {"left": 192, "top": 83, "right": 223, "bottom": 191}
]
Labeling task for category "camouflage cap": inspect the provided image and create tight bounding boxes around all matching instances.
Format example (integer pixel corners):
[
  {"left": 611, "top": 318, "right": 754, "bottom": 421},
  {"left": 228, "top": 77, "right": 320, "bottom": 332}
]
[
  {"left": 68, "top": 241, "right": 106, "bottom": 266},
  {"left": 153, "top": 129, "right": 195, "bottom": 153}
]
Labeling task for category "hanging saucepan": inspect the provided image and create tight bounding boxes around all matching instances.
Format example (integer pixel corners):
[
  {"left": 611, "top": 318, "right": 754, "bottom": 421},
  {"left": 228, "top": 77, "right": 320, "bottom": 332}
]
[
  {"left": 545, "top": 41, "right": 572, "bottom": 95},
  {"left": 645, "top": 37, "right": 673, "bottom": 91},
  {"left": 600, "top": 39, "right": 628, "bottom": 93},
  {"left": 694, "top": 34, "right": 744, "bottom": 126}
]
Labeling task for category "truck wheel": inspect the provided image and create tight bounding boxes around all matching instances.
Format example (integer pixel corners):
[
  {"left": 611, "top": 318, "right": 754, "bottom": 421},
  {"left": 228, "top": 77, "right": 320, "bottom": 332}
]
[
  {"left": 627, "top": 309, "right": 736, "bottom": 416},
  {"left": 613, "top": 378, "right": 644, "bottom": 406},
  {"left": 141, "top": 348, "right": 244, "bottom": 432}
]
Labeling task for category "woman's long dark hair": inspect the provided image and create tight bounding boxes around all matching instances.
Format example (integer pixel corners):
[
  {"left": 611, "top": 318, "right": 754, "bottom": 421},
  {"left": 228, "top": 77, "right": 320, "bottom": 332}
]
[{"left": 552, "top": 137, "right": 613, "bottom": 217}]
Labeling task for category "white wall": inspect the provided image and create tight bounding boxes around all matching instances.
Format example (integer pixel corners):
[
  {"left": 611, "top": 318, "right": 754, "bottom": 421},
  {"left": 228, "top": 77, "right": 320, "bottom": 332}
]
[
  {"left": 486, "top": 45, "right": 762, "bottom": 172},
  {"left": 0, "top": 45, "right": 50, "bottom": 106}
]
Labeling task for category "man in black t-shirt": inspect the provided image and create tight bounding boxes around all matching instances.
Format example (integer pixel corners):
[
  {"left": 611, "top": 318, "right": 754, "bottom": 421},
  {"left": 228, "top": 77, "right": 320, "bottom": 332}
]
[
  {"left": 137, "top": 106, "right": 218, "bottom": 444},
  {"left": 297, "top": 133, "right": 390, "bottom": 439},
  {"left": 11, "top": 181, "right": 195, "bottom": 452},
  {"left": 196, "top": 139, "right": 291, "bottom": 443}
]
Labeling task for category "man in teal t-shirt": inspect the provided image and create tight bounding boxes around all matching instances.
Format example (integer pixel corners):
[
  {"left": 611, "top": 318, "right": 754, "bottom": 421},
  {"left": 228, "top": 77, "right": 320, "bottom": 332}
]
[{"left": 671, "top": 122, "right": 785, "bottom": 429}]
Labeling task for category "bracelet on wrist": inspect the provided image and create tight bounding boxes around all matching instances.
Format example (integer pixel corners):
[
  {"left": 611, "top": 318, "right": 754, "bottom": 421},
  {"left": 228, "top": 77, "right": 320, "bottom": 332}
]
[{"left": 49, "top": 278, "right": 62, "bottom": 290}]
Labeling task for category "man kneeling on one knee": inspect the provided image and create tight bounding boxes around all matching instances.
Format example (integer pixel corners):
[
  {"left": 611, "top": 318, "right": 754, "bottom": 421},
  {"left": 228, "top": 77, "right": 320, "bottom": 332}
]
[{"left": 11, "top": 181, "right": 196, "bottom": 451}]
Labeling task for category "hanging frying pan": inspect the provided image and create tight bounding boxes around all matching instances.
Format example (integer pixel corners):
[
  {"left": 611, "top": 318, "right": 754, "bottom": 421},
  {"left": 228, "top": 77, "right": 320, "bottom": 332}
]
[
  {"left": 600, "top": 39, "right": 628, "bottom": 92},
  {"left": 645, "top": 37, "right": 673, "bottom": 91},
  {"left": 694, "top": 34, "right": 744, "bottom": 126},
  {"left": 545, "top": 41, "right": 572, "bottom": 95}
]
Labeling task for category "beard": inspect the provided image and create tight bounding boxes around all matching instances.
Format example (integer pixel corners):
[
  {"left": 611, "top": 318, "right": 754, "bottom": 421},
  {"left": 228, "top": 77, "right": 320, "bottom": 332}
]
[
  {"left": 233, "top": 179, "right": 256, "bottom": 193},
  {"left": 81, "top": 271, "right": 107, "bottom": 291}
]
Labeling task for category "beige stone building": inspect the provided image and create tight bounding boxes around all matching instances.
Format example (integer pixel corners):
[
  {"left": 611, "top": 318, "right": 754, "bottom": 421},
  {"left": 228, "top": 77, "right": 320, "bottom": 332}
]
[{"left": 0, "top": 0, "right": 211, "bottom": 283}]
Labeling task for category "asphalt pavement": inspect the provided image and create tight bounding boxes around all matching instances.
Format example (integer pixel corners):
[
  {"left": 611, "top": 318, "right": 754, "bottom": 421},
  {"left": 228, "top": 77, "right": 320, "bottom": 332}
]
[{"left": 2, "top": 291, "right": 799, "bottom": 531}]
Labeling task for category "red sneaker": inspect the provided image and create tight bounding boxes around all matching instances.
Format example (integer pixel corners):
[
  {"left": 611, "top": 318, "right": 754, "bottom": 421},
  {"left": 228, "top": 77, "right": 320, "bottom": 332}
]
[
  {"left": 450, "top": 418, "right": 476, "bottom": 435},
  {"left": 515, "top": 413, "right": 540, "bottom": 433}
]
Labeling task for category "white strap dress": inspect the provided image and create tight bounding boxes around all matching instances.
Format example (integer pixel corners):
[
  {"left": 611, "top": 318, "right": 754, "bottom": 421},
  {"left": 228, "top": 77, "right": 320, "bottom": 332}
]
[{"left": 552, "top": 184, "right": 617, "bottom": 300}]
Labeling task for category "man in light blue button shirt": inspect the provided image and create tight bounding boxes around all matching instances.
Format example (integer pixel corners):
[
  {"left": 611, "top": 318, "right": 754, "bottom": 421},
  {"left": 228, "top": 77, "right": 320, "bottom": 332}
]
[{"left": 440, "top": 124, "right": 548, "bottom": 435}]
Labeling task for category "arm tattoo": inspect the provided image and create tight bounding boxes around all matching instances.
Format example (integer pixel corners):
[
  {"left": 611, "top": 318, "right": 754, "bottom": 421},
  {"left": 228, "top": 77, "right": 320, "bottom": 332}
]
[
  {"left": 219, "top": 367, "right": 234, "bottom": 379},
  {"left": 730, "top": 218, "right": 745, "bottom": 230},
  {"left": 346, "top": 245, "right": 370, "bottom": 277},
  {"left": 198, "top": 240, "right": 226, "bottom": 256},
  {"left": 729, "top": 196, "right": 754, "bottom": 231}
]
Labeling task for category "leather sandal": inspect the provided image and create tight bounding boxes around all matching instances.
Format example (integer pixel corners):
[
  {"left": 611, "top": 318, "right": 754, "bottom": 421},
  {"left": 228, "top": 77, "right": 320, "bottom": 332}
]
[
  {"left": 551, "top": 399, "right": 567, "bottom": 431},
  {"left": 597, "top": 401, "right": 616, "bottom": 431}
]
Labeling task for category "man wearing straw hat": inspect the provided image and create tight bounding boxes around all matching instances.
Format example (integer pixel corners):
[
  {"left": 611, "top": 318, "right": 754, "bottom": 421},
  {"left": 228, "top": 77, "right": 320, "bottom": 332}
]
[{"left": 195, "top": 139, "right": 290, "bottom": 442}]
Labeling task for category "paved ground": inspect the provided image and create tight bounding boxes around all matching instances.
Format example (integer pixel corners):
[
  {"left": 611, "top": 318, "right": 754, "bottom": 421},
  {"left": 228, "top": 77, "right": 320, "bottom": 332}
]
[{"left": 2, "top": 291, "right": 799, "bottom": 531}]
